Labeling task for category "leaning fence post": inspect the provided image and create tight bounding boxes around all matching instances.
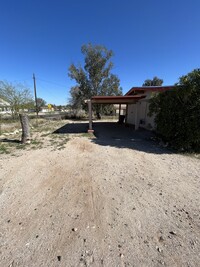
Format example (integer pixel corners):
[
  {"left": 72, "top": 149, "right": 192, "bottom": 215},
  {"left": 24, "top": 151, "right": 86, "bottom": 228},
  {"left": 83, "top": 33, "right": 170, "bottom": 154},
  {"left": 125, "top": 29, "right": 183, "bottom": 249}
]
[{"left": 19, "top": 113, "right": 30, "bottom": 144}]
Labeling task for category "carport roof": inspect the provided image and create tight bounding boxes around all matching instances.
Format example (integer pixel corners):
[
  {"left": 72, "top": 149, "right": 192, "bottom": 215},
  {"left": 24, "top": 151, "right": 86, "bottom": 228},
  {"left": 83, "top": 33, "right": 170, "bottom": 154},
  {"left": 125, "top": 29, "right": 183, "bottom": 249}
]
[{"left": 91, "top": 95, "right": 145, "bottom": 104}]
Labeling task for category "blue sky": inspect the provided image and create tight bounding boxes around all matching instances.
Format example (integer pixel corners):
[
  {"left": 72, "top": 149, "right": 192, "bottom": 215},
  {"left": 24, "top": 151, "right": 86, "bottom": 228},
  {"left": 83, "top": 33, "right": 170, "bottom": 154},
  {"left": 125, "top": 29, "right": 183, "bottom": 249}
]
[{"left": 0, "top": 0, "right": 200, "bottom": 105}]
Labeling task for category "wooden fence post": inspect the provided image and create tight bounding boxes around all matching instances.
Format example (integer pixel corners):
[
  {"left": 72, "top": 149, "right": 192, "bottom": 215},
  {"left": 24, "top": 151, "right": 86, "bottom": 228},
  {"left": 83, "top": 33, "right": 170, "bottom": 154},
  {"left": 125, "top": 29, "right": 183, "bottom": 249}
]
[{"left": 19, "top": 114, "right": 30, "bottom": 144}]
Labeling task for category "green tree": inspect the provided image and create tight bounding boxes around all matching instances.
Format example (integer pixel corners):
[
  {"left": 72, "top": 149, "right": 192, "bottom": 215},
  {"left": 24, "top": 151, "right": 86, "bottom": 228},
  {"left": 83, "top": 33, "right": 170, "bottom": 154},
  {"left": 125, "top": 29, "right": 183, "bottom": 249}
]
[
  {"left": 149, "top": 69, "right": 200, "bottom": 151},
  {"left": 69, "top": 86, "right": 83, "bottom": 109},
  {"left": 0, "top": 81, "right": 34, "bottom": 116},
  {"left": 68, "top": 44, "right": 122, "bottom": 113},
  {"left": 143, "top": 76, "right": 163, "bottom": 86}
]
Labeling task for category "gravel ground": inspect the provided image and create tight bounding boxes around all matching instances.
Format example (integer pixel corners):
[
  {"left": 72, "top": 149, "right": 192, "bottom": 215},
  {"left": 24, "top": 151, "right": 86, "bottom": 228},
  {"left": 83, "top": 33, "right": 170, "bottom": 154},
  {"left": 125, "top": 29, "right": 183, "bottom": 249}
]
[{"left": 0, "top": 121, "right": 199, "bottom": 267}]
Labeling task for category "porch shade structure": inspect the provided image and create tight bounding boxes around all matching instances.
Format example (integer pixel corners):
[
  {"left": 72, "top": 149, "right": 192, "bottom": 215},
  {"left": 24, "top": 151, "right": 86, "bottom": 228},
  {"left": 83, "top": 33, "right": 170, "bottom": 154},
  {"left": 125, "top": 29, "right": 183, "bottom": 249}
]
[{"left": 85, "top": 95, "right": 145, "bottom": 133}]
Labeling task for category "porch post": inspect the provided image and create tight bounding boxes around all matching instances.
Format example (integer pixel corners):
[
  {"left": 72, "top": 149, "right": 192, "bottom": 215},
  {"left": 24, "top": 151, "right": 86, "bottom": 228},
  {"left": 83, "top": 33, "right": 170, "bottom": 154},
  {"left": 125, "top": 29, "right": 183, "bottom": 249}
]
[
  {"left": 125, "top": 104, "right": 128, "bottom": 124},
  {"left": 135, "top": 102, "right": 139, "bottom": 130},
  {"left": 88, "top": 100, "right": 94, "bottom": 133},
  {"left": 118, "top": 104, "right": 121, "bottom": 121}
]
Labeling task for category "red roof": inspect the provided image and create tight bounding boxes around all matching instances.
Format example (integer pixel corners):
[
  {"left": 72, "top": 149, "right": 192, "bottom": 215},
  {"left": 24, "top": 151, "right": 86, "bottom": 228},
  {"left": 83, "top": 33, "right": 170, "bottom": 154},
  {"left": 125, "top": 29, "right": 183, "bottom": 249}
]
[
  {"left": 125, "top": 86, "right": 175, "bottom": 96},
  {"left": 91, "top": 95, "right": 145, "bottom": 104},
  {"left": 89, "top": 86, "right": 175, "bottom": 104}
]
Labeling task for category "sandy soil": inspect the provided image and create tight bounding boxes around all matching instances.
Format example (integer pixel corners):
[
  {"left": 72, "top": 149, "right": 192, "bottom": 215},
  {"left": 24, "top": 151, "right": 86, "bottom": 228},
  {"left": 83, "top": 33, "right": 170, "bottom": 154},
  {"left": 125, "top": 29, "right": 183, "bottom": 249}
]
[{"left": 0, "top": 121, "right": 200, "bottom": 267}]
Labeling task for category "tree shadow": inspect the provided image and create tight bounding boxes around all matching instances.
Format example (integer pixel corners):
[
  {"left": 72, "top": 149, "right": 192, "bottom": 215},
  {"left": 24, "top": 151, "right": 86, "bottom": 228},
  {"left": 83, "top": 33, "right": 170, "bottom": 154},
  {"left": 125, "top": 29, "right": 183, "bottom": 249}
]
[
  {"left": 0, "top": 138, "right": 21, "bottom": 144},
  {"left": 53, "top": 122, "right": 88, "bottom": 134},
  {"left": 53, "top": 121, "right": 174, "bottom": 155},
  {"left": 91, "top": 122, "right": 173, "bottom": 155}
]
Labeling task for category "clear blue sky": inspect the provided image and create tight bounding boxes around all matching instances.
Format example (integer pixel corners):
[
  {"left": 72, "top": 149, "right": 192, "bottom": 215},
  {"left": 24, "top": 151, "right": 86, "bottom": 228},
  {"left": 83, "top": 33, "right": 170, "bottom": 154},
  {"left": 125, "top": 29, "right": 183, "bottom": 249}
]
[{"left": 0, "top": 0, "right": 200, "bottom": 105}]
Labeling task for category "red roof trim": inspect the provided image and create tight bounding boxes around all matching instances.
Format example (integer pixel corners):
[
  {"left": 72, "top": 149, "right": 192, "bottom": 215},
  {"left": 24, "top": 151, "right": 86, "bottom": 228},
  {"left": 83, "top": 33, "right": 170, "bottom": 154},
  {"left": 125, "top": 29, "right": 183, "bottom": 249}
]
[
  {"left": 91, "top": 95, "right": 145, "bottom": 100},
  {"left": 91, "top": 95, "right": 146, "bottom": 104},
  {"left": 125, "top": 86, "right": 175, "bottom": 96}
]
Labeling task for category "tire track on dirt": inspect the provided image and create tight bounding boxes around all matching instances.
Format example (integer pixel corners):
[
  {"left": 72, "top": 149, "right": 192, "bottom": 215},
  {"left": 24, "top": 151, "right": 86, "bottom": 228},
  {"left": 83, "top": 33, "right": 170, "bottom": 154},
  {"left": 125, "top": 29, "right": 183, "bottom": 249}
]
[{"left": 69, "top": 138, "right": 107, "bottom": 266}]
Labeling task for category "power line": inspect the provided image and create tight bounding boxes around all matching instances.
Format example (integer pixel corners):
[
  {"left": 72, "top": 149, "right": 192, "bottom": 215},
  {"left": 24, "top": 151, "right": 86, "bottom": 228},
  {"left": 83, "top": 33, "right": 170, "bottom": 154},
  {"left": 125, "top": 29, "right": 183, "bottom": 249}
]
[{"left": 37, "top": 77, "right": 67, "bottom": 88}]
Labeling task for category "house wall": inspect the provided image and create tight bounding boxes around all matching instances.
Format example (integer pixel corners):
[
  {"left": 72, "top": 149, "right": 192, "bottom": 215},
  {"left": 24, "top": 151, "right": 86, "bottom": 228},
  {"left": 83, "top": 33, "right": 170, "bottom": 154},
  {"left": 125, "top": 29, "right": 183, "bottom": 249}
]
[
  {"left": 126, "top": 99, "right": 155, "bottom": 130},
  {"left": 126, "top": 104, "right": 136, "bottom": 125},
  {"left": 138, "top": 101, "right": 147, "bottom": 123}
]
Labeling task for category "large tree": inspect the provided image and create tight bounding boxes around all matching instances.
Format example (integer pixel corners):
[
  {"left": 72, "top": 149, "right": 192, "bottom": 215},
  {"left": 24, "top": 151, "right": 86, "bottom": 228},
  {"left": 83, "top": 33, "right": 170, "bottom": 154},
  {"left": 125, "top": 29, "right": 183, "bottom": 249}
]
[
  {"left": 143, "top": 76, "right": 163, "bottom": 86},
  {"left": 68, "top": 44, "right": 122, "bottom": 113},
  {"left": 37, "top": 97, "right": 47, "bottom": 111},
  {"left": 0, "top": 81, "right": 34, "bottom": 116},
  {"left": 149, "top": 68, "right": 200, "bottom": 151},
  {"left": 69, "top": 86, "right": 83, "bottom": 109}
]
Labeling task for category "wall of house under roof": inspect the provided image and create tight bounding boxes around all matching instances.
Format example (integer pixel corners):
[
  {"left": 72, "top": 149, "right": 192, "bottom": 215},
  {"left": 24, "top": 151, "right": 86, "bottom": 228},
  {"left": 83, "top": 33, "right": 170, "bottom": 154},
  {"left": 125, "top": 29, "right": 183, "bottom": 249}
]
[
  {"left": 126, "top": 100, "right": 156, "bottom": 130},
  {"left": 126, "top": 104, "right": 136, "bottom": 125}
]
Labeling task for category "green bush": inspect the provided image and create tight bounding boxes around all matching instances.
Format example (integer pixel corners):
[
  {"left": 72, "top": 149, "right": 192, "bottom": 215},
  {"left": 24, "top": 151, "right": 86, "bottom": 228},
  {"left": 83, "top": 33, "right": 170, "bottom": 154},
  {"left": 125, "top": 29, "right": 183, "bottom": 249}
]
[{"left": 149, "top": 69, "right": 200, "bottom": 151}]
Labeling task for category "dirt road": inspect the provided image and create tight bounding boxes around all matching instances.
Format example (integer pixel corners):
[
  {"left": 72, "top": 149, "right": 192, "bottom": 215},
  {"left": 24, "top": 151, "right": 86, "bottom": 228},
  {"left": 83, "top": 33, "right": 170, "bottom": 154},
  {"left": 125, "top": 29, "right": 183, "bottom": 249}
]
[{"left": 0, "top": 132, "right": 200, "bottom": 266}]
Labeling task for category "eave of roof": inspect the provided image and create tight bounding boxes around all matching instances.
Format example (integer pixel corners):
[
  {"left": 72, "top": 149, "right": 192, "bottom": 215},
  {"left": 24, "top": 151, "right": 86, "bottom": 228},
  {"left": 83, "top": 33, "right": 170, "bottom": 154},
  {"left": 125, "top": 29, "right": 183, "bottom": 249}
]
[
  {"left": 125, "top": 86, "right": 175, "bottom": 96},
  {"left": 91, "top": 95, "right": 145, "bottom": 104}
]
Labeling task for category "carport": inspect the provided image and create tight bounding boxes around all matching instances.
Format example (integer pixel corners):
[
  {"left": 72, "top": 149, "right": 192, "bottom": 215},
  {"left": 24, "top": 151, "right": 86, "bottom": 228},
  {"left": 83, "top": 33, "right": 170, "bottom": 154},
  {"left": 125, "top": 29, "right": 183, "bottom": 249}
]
[{"left": 86, "top": 95, "right": 145, "bottom": 133}]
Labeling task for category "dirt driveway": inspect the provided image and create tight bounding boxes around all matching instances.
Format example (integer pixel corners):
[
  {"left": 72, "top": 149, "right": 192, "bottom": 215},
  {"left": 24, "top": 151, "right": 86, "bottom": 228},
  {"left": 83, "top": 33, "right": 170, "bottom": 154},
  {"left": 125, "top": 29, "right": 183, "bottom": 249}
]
[{"left": 0, "top": 121, "right": 200, "bottom": 267}]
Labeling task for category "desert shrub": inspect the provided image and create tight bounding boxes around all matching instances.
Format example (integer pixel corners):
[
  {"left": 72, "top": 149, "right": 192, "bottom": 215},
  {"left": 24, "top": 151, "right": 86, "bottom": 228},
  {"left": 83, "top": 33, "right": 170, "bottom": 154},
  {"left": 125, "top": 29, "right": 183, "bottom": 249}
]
[{"left": 149, "top": 69, "right": 200, "bottom": 151}]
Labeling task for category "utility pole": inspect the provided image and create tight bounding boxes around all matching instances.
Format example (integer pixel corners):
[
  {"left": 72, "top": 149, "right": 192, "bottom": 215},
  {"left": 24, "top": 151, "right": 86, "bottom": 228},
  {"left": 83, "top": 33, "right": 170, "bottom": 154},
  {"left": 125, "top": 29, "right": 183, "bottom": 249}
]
[{"left": 33, "top": 73, "right": 39, "bottom": 118}]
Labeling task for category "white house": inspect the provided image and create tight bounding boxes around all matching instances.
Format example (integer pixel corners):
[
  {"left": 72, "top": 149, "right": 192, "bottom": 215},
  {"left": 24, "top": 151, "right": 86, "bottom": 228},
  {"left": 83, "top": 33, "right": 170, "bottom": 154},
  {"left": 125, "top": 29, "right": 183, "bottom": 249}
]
[
  {"left": 125, "top": 86, "right": 174, "bottom": 130},
  {"left": 0, "top": 98, "right": 11, "bottom": 114},
  {"left": 87, "top": 86, "right": 175, "bottom": 132}
]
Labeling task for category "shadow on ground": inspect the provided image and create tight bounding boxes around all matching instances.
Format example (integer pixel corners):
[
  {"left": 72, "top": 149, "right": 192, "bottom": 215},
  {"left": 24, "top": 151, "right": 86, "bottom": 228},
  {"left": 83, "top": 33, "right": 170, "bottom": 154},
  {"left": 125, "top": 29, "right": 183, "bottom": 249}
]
[
  {"left": 0, "top": 138, "right": 21, "bottom": 144},
  {"left": 54, "top": 122, "right": 88, "bottom": 134},
  {"left": 53, "top": 122, "right": 173, "bottom": 155}
]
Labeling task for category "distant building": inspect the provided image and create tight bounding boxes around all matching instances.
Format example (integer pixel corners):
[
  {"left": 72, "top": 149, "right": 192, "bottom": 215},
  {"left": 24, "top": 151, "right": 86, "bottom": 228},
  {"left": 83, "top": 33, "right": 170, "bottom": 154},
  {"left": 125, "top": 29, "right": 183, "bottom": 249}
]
[
  {"left": 0, "top": 98, "right": 11, "bottom": 114},
  {"left": 40, "top": 106, "right": 54, "bottom": 113},
  {"left": 114, "top": 104, "right": 126, "bottom": 115}
]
